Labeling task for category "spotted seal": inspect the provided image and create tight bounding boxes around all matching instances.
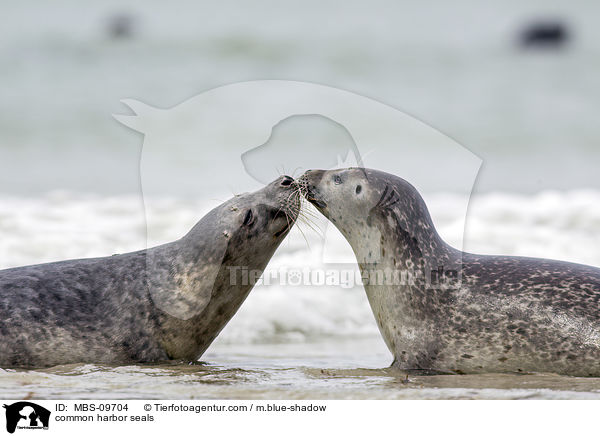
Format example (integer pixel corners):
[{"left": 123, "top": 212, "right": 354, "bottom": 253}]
[
  {"left": 0, "top": 176, "right": 299, "bottom": 368},
  {"left": 300, "top": 168, "right": 600, "bottom": 376}
]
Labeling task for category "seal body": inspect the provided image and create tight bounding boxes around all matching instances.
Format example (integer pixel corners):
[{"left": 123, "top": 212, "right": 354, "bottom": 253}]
[
  {"left": 300, "top": 168, "right": 600, "bottom": 376},
  {"left": 0, "top": 176, "right": 299, "bottom": 368}
]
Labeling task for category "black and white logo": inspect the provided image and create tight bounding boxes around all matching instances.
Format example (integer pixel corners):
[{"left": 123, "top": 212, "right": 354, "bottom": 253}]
[{"left": 3, "top": 402, "right": 50, "bottom": 434}]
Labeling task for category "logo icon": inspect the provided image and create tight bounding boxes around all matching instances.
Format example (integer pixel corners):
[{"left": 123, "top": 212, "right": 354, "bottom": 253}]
[{"left": 3, "top": 402, "right": 50, "bottom": 434}]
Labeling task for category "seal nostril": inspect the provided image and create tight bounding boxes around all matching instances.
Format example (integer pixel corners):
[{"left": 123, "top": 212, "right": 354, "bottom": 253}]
[{"left": 281, "top": 176, "right": 294, "bottom": 186}]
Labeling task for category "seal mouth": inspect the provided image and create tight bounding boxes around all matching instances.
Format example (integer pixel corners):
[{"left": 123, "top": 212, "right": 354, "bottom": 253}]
[
  {"left": 307, "top": 197, "right": 327, "bottom": 210},
  {"left": 297, "top": 172, "right": 327, "bottom": 211},
  {"left": 303, "top": 186, "right": 327, "bottom": 210}
]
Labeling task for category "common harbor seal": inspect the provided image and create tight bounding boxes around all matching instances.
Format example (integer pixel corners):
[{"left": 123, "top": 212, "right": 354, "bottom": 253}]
[
  {"left": 0, "top": 176, "right": 299, "bottom": 368},
  {"left": 300, "top": 168, "right": 600, "bottom": 376}
]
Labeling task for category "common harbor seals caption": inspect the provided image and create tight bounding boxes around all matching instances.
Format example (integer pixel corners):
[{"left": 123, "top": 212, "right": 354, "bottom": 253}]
[
  {"left": 0, "top": 176, "right": 299, "bottom": 368},
  {"left": 300, "top": 168, "right": 600, "bottom": 376}
]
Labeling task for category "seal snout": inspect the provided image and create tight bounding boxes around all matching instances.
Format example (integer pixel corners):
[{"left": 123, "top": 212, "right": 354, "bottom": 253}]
[
  {"left": 265, "top": 175, "right": 300, "bottom": 238},
  {"left": 298, "top": 170, "right": 327, "bottom": 210}
]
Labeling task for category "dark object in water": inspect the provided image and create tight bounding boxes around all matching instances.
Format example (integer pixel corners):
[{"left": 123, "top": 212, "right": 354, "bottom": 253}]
[
  {"left": 107, "top": 12, "right": 135, "bottom": 39},
  {"left": 519, "top": 21, "right": 570, "bottom": 49}
]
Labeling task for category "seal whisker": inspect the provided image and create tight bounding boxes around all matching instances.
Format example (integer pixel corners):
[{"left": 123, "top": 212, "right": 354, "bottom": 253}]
[
  {"left": 297, "top": 214, "right": 324, "bottom": 237},
  {"left": 285, "top": 190, "right": 325, "bottom": 240},
  {"left": 296, "top": 217, "right": 325, "bottom": 240},
  {"left": 290, "top": 166, "right": 304, "bottom": 178},
  {"left": 273, "top": 189, "right": 299, "bottom": 231},
  {"left": 291, "top": 180, "right": 325, "bottom": 236},
  {"left": 286, "top": 190, "right": 315, "bottom": 246},
  {"left": 294, "top": 220, "right": 314, "bottom": 250},
  {"left": 298, "top": 207, "right": 323, "bottom": 228}
]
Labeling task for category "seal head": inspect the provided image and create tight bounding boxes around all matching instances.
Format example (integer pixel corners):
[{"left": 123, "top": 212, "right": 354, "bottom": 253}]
[{"left": 151, "top": 174, "right": 301, "bottom": 360}]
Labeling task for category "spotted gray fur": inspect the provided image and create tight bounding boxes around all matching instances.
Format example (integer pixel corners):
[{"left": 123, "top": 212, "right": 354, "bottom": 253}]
[
  {"left": 300, "top": 168, "right": 600, "bottom": 376},
  {"left": 0, "top": 176, "right": 299, "bottom": 368}
]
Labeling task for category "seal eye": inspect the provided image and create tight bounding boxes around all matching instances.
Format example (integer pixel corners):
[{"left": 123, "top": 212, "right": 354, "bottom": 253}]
[
  {"left": 334, "top": 175, "right": 342, "bottom": 185},
  {"left": 243, "top": 209, "right": 254, "bottom": 226},
  {"left": 355, "top": 185, "right": 362, "bottom": 194}
]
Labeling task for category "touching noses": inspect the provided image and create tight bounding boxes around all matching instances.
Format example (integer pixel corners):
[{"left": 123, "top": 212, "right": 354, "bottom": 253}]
[{"left": 302, "top": 169, "right": 325, "bottom": 190}]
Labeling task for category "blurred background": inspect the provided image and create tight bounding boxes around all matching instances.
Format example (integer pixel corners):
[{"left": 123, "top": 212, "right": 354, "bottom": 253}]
[
  {"left": 1, "top": 0, "right": 600, "bottom": 397},
  {"left": 1, "top": 0, "right": 599, "bottom": 195}
]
